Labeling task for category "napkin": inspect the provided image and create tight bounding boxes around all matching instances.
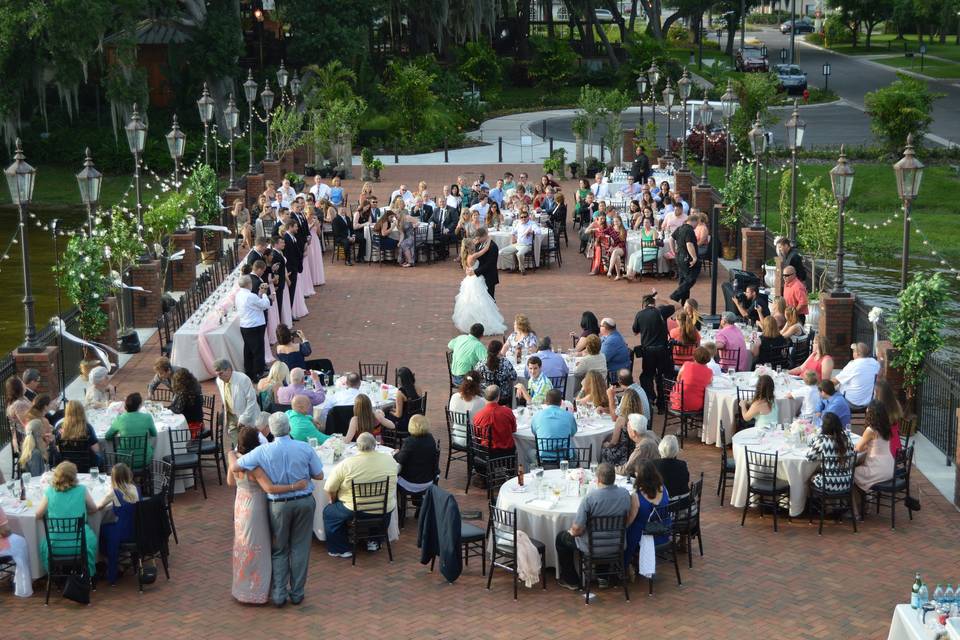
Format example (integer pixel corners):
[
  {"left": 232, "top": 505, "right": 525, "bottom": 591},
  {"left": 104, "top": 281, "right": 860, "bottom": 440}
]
[{"left": 526, "top": 499, "right": 557, "bottom": 510}]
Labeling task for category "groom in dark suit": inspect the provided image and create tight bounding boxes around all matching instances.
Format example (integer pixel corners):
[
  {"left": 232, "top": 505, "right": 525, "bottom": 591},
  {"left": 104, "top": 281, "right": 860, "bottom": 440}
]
[{"left": 473, "top": 227, "right": 500, "bottom": 300}]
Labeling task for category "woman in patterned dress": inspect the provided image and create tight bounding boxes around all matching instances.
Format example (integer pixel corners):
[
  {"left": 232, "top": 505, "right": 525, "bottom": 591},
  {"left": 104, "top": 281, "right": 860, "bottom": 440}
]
[
  {"left": 805, "top": 412, "right": 854, "bottom": 492},
  {"left": 227, "top": 427, "right": 308, "bottom": 604}
]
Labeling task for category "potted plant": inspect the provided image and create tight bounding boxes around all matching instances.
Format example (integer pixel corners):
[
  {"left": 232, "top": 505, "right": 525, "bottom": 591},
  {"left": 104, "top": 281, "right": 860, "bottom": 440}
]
[
  {"left": 270, "top": 104, "right": 305, "bottom": 167},
  {"left": 718, "top": 161, "right": 754, "bottom": 259},
  {"left": 284, "top": 171, "right": 304, "bottom": 192},
  {"left": 889, "top": 272, "right": 950, "bottom": 409},
  {"left": 56, "top": 232, "right": 113, "bottom": 369},
  {"left": 186, "top": 164, "right": 223, "bottom": 263},
  {"left": 103, "top": 210, "right": 146, "bottom": 353},
  {"left": 542, "top": 148, "right": 567, "bottom": 179}
]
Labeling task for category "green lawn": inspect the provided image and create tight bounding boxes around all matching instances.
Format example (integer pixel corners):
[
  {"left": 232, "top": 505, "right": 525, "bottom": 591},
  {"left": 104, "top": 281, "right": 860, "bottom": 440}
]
[
  {"left": 826, "top": 33, "right": 960, "bottom": 63},
  {"left": 873, "top": 55, "right": 960, "bottom": 79},
  {"left": 690, "top": 160, "right": 960, "bottom": 260}
]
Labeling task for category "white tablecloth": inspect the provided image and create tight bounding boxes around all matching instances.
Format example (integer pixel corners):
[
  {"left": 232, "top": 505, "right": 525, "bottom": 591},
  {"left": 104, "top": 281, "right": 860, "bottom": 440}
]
[
  {"left": 488, "top": 227, "right": 552, "bottom": 270},
  {"left": 701, "top": 371, "right": 805, "bottom": 446},
  {"left": 310, "top": 444, "right": 400, "bottom": 542},
  {"left": 496, "top": 469, "right": 633, "bottom": 578},
  {"left": 314, "top": 383, "right": 398, "bottom": 428},
  {"left": 730, "top": 426, "right": 861, "bottom": 517},
  {"left": 512, "top": 407, "right": 615, "bottom": 466},
  {"left": 887, "top": 604, "right": 953, "bottom": 640},
  {"left": 88, "top": 402, "right": 194, "bottom": 493},
  {"left": 0, "top": 473, "right": 113, "bottom": 579}
]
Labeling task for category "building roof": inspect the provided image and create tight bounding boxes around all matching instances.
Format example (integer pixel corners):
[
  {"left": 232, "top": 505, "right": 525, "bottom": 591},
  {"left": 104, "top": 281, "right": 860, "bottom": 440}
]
[{"left": 103, "top": 19, "right": 193, "bottom": 46}]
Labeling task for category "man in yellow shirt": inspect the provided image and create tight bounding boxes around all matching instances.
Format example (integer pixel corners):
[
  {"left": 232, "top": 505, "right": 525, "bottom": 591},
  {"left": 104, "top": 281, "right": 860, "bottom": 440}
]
[{"left": 322, "top": 433, "right": 399, "bottom": 558}]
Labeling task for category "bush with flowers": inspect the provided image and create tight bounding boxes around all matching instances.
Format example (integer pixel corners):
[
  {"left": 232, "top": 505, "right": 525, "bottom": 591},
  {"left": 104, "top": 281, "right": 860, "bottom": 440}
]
[{"left": 55, "top": 231, "right": 111, "bottom": 341}]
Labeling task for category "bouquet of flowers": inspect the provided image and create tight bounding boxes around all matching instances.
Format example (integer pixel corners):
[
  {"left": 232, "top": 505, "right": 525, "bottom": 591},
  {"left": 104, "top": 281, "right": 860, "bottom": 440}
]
[
  {"left": 567, "top": 468, "right": 585, "bottom": 483},
  {"left": 319, "top": 434, "right": 345, "bottom": 460},
  {"left": 868, "top": 306, "right": 883, "bottom": 324},
  {"left": 788, "top": 418, "right": 817, "bottom": 445},
  {"left": 334, "top": 375, "right": 348, "bottom": 388},
  {"left": 755, "top": 365, "right": 771, "bottom": 378}
]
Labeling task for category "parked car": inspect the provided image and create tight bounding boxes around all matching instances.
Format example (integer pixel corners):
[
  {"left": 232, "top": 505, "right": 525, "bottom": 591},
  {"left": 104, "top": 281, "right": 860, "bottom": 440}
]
[
  {"left": 774, "top": 64, "right": 808, "bottom": 94},
  {"left": 736, "top": 46, "right": 769, "bottom": 72},
  {"left": 780, "top": 17, "right": 815, "bottom": 34}
]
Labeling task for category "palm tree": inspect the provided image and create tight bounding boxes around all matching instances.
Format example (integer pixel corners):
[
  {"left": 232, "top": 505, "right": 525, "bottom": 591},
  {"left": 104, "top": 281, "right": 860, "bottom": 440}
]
[{"left": 301, "top": 60, "right": 358, "bottom": 108}]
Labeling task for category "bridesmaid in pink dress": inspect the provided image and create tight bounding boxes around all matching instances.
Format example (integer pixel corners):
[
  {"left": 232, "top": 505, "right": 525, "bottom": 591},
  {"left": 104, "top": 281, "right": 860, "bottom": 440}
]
[
  {"left": 306, "top": 208, "right": 325, "bottom": 286},
  {"left": 265, "top": 283, "right": 279, "bottom": 345},
  {"left": 299, "top": 248, "right": 316, "bottom": 298},
  {"left": 291, "top": 270, "right": 310, "bottom": 319}
]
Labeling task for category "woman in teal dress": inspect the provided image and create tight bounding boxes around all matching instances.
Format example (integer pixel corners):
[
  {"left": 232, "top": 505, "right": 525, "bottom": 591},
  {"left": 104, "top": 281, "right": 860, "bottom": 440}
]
[
  {"left": 738, "top": 374, "right": 779, "bottom": 429},
  {"left": 35, "top": 461, "right": 98, "bottom": 577}
]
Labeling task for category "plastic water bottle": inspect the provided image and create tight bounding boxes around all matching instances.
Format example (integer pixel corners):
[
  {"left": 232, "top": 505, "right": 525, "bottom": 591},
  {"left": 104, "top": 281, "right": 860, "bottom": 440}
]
[
  {"left": 919, "top": 583, "right": 929, "bottom": 607},
  {"left": 945, "top": 584, "right": 956, "bottom": 606},
  {"left": 933, "top": 584, "right": 944, "bottom": 605}
]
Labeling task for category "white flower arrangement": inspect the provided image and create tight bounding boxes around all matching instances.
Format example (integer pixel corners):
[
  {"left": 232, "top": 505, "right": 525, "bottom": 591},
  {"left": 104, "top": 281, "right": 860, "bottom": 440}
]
[{"left": 868, "top": 306, "right": 883, "bottom": 324}]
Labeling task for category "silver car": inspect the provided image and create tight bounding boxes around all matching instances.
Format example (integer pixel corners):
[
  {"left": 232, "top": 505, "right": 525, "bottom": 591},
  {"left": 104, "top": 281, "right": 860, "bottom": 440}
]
[{"left": 775, "top": 64, "right": 807, "bottom": 94}]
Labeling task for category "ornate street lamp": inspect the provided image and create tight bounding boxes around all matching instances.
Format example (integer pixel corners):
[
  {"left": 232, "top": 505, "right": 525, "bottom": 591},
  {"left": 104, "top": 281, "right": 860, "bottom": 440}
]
[
  {"left": 4, "top": 139, "right": 41, "bottom": 351},
  {"left": 747, "top": 114, "right": 767, "bottom": 229},
  {"left": 829, "top": 146, "right": 854, "bottom": 296},
  {"left": 662, "top": 82, "right": 675, "bottom": 163},
  {"left": 648, "top": 62, "right": 660, "bottom": 141},
  {"left": 784, "top": 99, "right": 806, "bottom": 244},
  {"left": 677, "top": 68, "right": 693, "bottom": 171},
  {"left": 276, "top": 60, "right": 289, "bottom": 94},
  {"left": 698, "top": 88, "right": 713, "bottom": 187},
  {"left": 243, "top": 69, "right": 258, "bottom": 174},
  {"left": 76, "top": 147, "right": 102, "bottom": 231},
  {"left": 124, "top": 104, "right": 148, "bottom": 254},
  {"left": 720, "top": 78, "right": 738, "bottom": 181},
  {"left": 893, "top": 134, "right": 924, "bottom": 292},
  {"left": 224, "top": 94, "right": 240, "bottom": 188},
  {"left": 636, "top": 75, "right": 649, "bottom": 129},
  {"left": 261, "top": 80, "right": 275, "bottom": 161},
  {"left": 165, "top": 115, "right": 186, "bottom": 191},
  {"left": 290, "top": 71, "right": 301, "bottom": 104},
  {"left": 197, "top": 82, "right": 215, "bottom": 166}
]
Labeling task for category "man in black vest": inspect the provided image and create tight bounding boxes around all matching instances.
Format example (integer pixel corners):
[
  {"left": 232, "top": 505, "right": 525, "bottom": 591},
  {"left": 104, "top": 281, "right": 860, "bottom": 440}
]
[
  {"left": 632, "top": 290, "right": 671, "bottom": 411},
  {"left": 269, "top": 235, "right": 288, "bottom": 315}
]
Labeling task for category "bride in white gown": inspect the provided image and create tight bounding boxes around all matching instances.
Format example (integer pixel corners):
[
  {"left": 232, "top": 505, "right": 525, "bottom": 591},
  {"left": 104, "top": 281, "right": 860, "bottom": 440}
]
[{"left": 452, "top": 238, "right": 507, "bottom": 335}]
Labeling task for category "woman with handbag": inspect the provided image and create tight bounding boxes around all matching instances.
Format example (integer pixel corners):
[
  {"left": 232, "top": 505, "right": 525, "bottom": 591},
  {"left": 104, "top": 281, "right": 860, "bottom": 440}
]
[{"left": 624, "top": 459, "right": 671, "bottom": 571}]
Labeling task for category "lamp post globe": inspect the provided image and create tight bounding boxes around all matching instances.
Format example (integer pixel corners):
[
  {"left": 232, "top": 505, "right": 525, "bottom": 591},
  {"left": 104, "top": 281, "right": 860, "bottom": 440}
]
[
  {"left": 261, "top": 81, "right": 275, "bottom": 161},
  {"left": 4, "top": 139, "right": 41, "bottom": 351},
  {"left": 243, "top": 69, "right": 258, "bottom": 174},
  {"left": 720, "top": 79, "right": 738, "bottom": 180},
  {"left": 636, "top": 75, "right": 649, "bottom": 128},
  {"left": 748, "top": 114, "right": 766, "bottom": 229},
  {"left": 829, "top": 145, "right": 854, "bottom": 296},
  {"left": 76, "top": 147, "right": 103, "bottom": 230},
  {"left": 276, "top": 60, "right": 289, "bottom": 91},
  {"left": 662, "top": 82, "right": 675, "bottom": 162},
  {"left": 124, "top": 104, "right": 148, "bottom": 253},
  {"left": 892, "top": 134, "right": 924, "bottom": 292},
  {"left": 224, "top": 94, "right": 240, "bottom": 188},
  {"left": 197, "top": 82, "right": 215, "bottom": 165},
  {"left": 165, "top": 115, "right": 186, "bottom": 191}
]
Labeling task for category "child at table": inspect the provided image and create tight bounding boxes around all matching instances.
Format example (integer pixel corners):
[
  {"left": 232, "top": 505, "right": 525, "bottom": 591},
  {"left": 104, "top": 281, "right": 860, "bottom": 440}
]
[{"left": 788, "top": 370, "right": 820, "bottom": 417}]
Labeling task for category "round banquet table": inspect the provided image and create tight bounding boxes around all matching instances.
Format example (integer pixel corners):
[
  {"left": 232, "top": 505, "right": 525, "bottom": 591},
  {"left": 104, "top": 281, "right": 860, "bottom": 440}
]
[
  {"left": 625, "top": 231, "right": 671, "bottom": 274},
  {"left": 496, "top": 469, "right": 634, "bottom": 577},
  {"left": 701, "top": 371, "right": 805, "bottom": 447},
  {"left": 0, "top": 473, "right": 113, "bottom": 579},
  {"left": 513, "top": 352, "right": 579, "bottom": 402},
  {"left": 487, "top": 227, "right": 552, "bottom": 270},
  {"left": 730, "top": 425, "right": 861, "bottom": 517},
  {"left": 361, "top": 222, "right": 432, "bottom": 262},
  {"left": 88, "top": 402, "right": 194, "bottom": 493},
  {"left": 310, "top": 443, "right": 400, "bottom": 542},
  {"left": 512, "top": 406, "right": 615, "bottom": 466}
]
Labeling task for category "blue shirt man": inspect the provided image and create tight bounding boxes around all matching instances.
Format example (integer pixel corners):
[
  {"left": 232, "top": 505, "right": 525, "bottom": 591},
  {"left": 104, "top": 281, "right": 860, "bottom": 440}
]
[
  {"left": 814, "top": 380, "right": 851, "bottom": 428},
  {"left": 534, "top": 346, "right": 570, "bottom": 381},
  {"left": 531, "top": 390, "right": 578, "bottom": 462},
  {"left": 236, "top": 430, "right": 324, "bottom": 499},
  {"left": 599, "top": 319, "right": 631, "bottom": 374},
  {"left": 488, "top": 180, "right": 505, "bottom": 207}
]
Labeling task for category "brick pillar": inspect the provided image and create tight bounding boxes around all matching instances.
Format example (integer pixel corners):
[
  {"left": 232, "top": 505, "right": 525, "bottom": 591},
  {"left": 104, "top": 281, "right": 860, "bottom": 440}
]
[
  {"left": 741, "top": 227, "right": 766, "bottom": 275},
  {"left": 818, "top": 292, "right": 855, "bottom": 368},
  {"left": 293, "top": 144, "right": 309, "bottom": 172},
  {"left": 14, "top": 347, "right": 61, "bottom": 400},
  {"left": 245, "top": 173, "right": 264, "bottom": 208},
  {"left": 623, "top": 130, "right": 636, "bottom": 163},
  {"left": 171, "top": 232, "right": 197, "bottom": 291},
  {"left": 692, "top": 184, "right": 714, "bottom": 215},
  {"left": 262, "top": 159, "right": 282, "bottom": 186},
  {"left": 95, "top": 296, "right": 120, "bottom": 366},
  {"left": 874, "top": 340, "right": 905, "bottom": 398},
  {"left": 674, "top": 168, "right": 693, "bottom": 204},
  {"left": 130, "top": 260, "right": 163, "bottom": 328}
]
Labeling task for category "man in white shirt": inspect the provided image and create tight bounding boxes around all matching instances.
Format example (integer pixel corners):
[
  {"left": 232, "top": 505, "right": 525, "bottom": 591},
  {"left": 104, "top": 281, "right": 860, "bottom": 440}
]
[
  {"left": 319, "top": 372, "right": 363, "bottom": 422},
  {"left": 469, "top": 194, "right": 491, "bottom": 225},
  {"left": 309, "top": 175, "right": 331, "bottom": 202},
  {"left": 832, "top": 342, "right": 881, "bottom": 407},
  {"left": 500, "top": 209, "right": 538, "bottom": 274},
  {"left": 676, "top": 193, "right": 690, "bottom": 214},
  {"left": 236, "top": 274, "right": 272, "bottom": 378},
  {"left": 278, "top": 179, "right": 297, "bottom": 207},
  {"left": 390, "top": 184, "right": 415, "bottom": 206},
  {"left": 590, "top": 172, "right": 610, "bottom": 200},
  {"left": 618, "top": 175, "right": 642, "bottom": 199}
]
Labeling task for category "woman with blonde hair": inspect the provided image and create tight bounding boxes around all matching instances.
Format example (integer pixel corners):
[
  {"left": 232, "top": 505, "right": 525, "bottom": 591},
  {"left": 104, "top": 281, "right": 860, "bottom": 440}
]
[
  {"left": 502, "top": 314, "right": 538, "bottom": 356},
  {"left": 232, "top": 199, "right": 253, "bottom": 249},
  {"left": 98, "top": 463, "right": 142, "bottom": 584},
  {"left": 345, "top": 394, "right": 394, "bottom": 443},
  {"left": 601, "top": 387, "right": 643, "bottom": 467},
  {"left": 304, "top": 202, "right": 326, "bottom": 285},
  {"left": 789, "top": 334, "right": 834, "bottom": 380},
  {"left": 254, "top": 195, "right": 276, "bottom": 238},
  {"left": 257, "top": 361, "right": 289, "bottom": 410},
  {"left": 329, "top": 176, "right": 346, "bottom": 207},
  {"left": 669, "top": 310, "right": 701, "bottom": 346},
  {"left": 576, "top": 370, "right": 609, "bottom": 413},
  {"left": 752, "top": 315, "right": 790, "bottom": 365},
  {"left": 19, "top": 418, "right": 49, "bottom": 476},
  {"left": 573, "top": 334, "right": 608, "bottom": 383},
  {"left": 5, "top": 378, "right": 30, "bottom": 452},
  {"left": 780, "top": 305, "right": 805, "bottom": 339},
  {"left": 36, "top": 461, "right": 98, "bottom": 577},
  {"left": 393, "top": 415, "right": 440, "bottom": 520},
  {"left": 397, "top": 209, "right": 417, "bottom": 267},
  {"left": 358, "top": 182, "right": 375, "bottom": 206},
  {"left": 56, "top": 400, "right": 101, "bottom": 472}
]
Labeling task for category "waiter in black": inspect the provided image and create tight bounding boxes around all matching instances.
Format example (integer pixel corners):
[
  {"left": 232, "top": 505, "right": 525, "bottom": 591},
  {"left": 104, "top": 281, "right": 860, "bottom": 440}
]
[
  {"left": 669, "top": 215, "right": 700, "bottom": 306},
  {"left": 632, "top": 291, "right": 671, "bottom": 411}
]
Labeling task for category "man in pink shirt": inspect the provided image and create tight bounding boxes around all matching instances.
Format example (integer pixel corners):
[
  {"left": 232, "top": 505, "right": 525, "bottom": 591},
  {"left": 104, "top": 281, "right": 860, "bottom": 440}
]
[
  {"left": 782, "top": 266, "right": 809, "bottom": 321},
  {"left": 714, "top": 312, "right": 750, "bottom": 371}
]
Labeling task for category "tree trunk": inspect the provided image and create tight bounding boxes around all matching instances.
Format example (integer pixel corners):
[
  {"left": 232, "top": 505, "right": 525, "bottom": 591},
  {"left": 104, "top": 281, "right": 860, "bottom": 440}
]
[
  {"left": 517, "top": 0, "right": 531, "bottom": 57},
  {"left": 639, "top": 0, "right": 663, "bottom": 39},
  {"left": 628, "top": 0, "right": 639, "bottom": 32},
  {"left": 601, "top": 0, "right": 628, "bottom": 42},
  {"left": 590, "top": 0, "right": 621, "bottom": 68},
  {"left": 661, "top": 12, "right": 682, "bottom": 40},
  {"left": 582, "top": 2, "right": 598, "bottom": 56},
  {"left": 545, "top": 0, "right": 555, "bottom": 38}
]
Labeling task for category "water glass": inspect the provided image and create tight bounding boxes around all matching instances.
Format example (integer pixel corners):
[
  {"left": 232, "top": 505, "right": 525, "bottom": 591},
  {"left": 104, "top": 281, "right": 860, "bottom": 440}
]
[
  {"left": 90, "top": 467, "right": 99, "bottom": 482},
  {"left": 559, "top": 460, "right": 569, "bottom": 475},
  {"left": 5, "top": 480, "right": 14, "bottom": 496},
  {"left": 727, "top": 367, "right": 735, "bottom": 377},
  {"left": 776, "top": 365, "right": 783, "bottom": 375},
  {"left": 21, "top": 472, "right": 31, "bottom": 488},
  {"left": 308, "top": 438, "right": 319, "bottom": 449},
  {"left": 590, "top": 462, "right": 599, "bottom": 477}
]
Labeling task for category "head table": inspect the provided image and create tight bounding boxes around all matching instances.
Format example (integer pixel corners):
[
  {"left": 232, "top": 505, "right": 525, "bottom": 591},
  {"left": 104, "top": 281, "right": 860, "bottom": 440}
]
[
  {"left": 496, "top": 468, "right": 633, "bottom": 578},
  {"left": 701, "top": 370, "right": 806, "bottom": 447},
  {"left": 1, "top": 473, "right": 113, "bottom": 579},
  {"left": 512, "top": 405, "right": 615, "bottom": 466},
  {"left": 308, "top": 442, "right": 399, "bottom": 542}
]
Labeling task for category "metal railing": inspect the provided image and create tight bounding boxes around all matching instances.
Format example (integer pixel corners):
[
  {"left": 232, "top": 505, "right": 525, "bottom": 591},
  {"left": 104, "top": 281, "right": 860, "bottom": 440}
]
[{"left": 916, "top": 353, "right": 959, "bottom": 466}]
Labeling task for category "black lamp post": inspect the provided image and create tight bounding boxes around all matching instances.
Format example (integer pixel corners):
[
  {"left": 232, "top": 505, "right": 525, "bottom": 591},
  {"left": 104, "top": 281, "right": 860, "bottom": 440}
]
[
  {"left": 893, "top": 134, "right": 924, "bottom": 292},
  {"left": 636, "top": 75, "right": 648, "bottom": 129},
  {"left": 243, "top": 69, "right": 258, "bottom": 174},
  {"left": 4, "top": 139, "right": 41, "bottom": 351},
  {"left": 276, "top": 61, "right": 289, "bottom": 98},
  {"left": 698, "top": 89, "right": 713, "bottom": 187},
  {"left": 747, "top": 114, "right": 766, "bottom": 229},
  {"left": 720, "top": 79, "right": 738, "bottom": 181},
  {"left": 677, "top": 69, "right": 692, "bottom": 171},
  {"left": 76, "top": 147, "right": 102, "bottom": 231},
  {"left": 784, "top": 99, "right": 806, "bottom": 244},
  {"left": 197, "top": 83, "right": 215, "bottom": 166},
  {"left": 49, "top": 218, "right": 66, "bottom": 399},
  {"left": 224, "top": 94, "right": 240, "bottom": 188},
  {"left": 829, "top": 146, "right": 854, "bottom": 296},
  {"left": 290, "top": 72, "right": 301, "bottom": 106},
  {"left": 165, "top": 115, "right": 186, "bottom": 192},
  {"left": 261, "top": 80, "right": 275, "bottom": 162},
  {"left": 124, "top": 104, "right": 148, "bottom": 256},
  {"left": 822, "top": 62, "right": 832, "bottom": 92},
  {"left": 648, "top": 62, "right": 660, "bottom": 142},
  {"left": 662, "top": 82, "right": 675, "bottom": 163}
]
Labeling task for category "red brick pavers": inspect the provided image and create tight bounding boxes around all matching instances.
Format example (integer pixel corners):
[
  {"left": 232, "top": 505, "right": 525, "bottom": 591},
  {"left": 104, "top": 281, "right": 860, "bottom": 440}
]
[{"left": 8, "top": 165, "right": 958, "bottom": 639}]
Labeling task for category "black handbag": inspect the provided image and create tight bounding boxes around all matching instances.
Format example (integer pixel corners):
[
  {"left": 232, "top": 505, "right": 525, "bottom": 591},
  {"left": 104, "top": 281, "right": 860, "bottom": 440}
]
[
  {"left": 62, "top": 574, "right": 91, "bottom": 604},
  {"left": 643, "top": 505, "right": 670, "bottom": 538}
]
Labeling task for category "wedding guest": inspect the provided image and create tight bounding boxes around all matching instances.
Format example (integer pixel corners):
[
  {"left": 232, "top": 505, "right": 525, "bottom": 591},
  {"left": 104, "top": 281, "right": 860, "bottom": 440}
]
[
  {"left": 332, "top": 206, "right": 356, "bottom": 265},
  {"left": 790, "top": 334, "right": 834, "bottom": 381},
  {"left": 625, "top": 460, "right": 670, "bottom": 571},
  {"left": 236, "top": 275, "right": 271, "bottom": 378},
  {"left": 701, "top": 342, "right": 724, "bottom": 377},
  {"left": 806, "top": 412, "right": 854, "bottom": 492},
  {"left": 604, "top": 215, "right": 628, "bottom": 279},
  {"left": 228, "top": 426, "right": 308, "bottom": 604},
  {"left": 573, "top": 335, "right": 608, "bottom": 384},
  {"left": 815, "top": 379, "right": 851, "bottom": 429},
  {"left": 475, "top": 341, "right": 517, "bottom": 404},
  {"left": 233, "top": 199, "right": 254, "bottom": 248},
  {"left": 170, "top": 369, "right": 205, "bottom": 438},
  {"left": 714, "top": 312, "right": 750, "bottom": 372},
  {"left": 601, "top": 387, "right": 644, "bottom": 468},
  {"left": 329, "top": 176, "right": 346, "bottom": 207},
  {"left": 147, "top": 357, "right": 179, "bottom": 399},
  {"left": 777, "top": 237, "right": 807, "bottom": 286},
  {"left": 617, "top": 422, "right": 661, "bottom": 476},
  {"left": 0, "top": 505, "right": 32, "bottom": 596},
  {"left": 394, "top": 415, "right": 440, "bottom": 496},
  {"left": 346, "top": 394, "right": 394, "bottom": 443},
  {"left": 751, "top": 315, "right": 790, "bottom": 366},
  {"left": 286, "top": 395, "right": 328, "bottom": 444},
  {"left": 275, "top": 325, "right": 315, "bottom": 370},
  {"left": 214, "top": 360, "right": 260, "bottom": 448},
  {"left": 502, "top": 314, "right": 539, "bottom": 357},
  {"left": 387, "top": 367, "right": 423, "bottom": 431},
  {"left": 447, "top": 323, "right": 487, "bottom": 385},
  {"left": 232, "top": 413, "right": 324, "bottom": 605},
  {"left": 599, "top": 317, "right": 631, "bottom": 374},
  {"left": 323, "top": 432, "right": 397, "bottom": 557},
  {"left": 669, "top": 310, "right": 701, "bottom": 346},
  {"left": 500, "top": 209, "right": 538, "bottom": 274},
  {"left": 671, "top": 347, "right": 713, "bottom": 412},
  {"left": 874, "top": 378, "right": 905, "bottom": 456},
  {"left": 257, "top": 361, "right": 290, "bottom": 411},
  {"left": 832, "top": 342, "right": 881, "bottom": 408},
  {"left": 530, "top": 389, "right": 577, "bottom": 463},
  {"left": 85, "top": 366, "right": 115, "bottom": 409},
  {"left": 780, "top": 306, "right": 805, "bottom": 339},
  {"left": 515, "top": 356, "right": 553, "bottom": 405},
  {"left": 448, "top": 373, "right": 484, "bottom": 448},
  {"left": 97, "top": 462, "right": 140, "bottom": 585},
  {"left": 472, "top": 385, "right": 518, "bottom": 458},
  {"left": 853, "top": 400, "right": 895, "bottom": 516},
  {"left": 18, "top": 419, "right": 50, "bottom": 476},
  {"left": 5, "top": 378, "right": 30, "bottom": 450},
  {"left": 55, "top": 400, "right": 101, "bottom": 472},
  {"left": 769, "top": 296, "right": 788, "bottom": 329},
  {"left": 787, "top": 370, "right": 822, "bottom": 417},
  {"left": 533, "top": 337, "right": 569, "bottom": 380},
  {"left": 654, "top": 435, "right": 690, "bottom": 501},
  {"left": 104, "top": 393, "right": 157, "bottom": 470},
  {"left": 318, "top": 372, "right": 363, "bottom": 422},
  {"left": 570, "top": 311, "right": 601, "bottom": 354},
  {"left": 276, "top": 367, "right": 325, "bottom": 406},
  {"left": 614, "top": 369, "right": 652, "bottom": 423},
  {"left": 576, "top": 370, "right": 609, "bottom": 413},
  {"left": 36, "top": 462, "right": 98, "bottom": 578},
  {"left": 397, "top": 210, "right": 417, "bottom": 267},
  {"left": 781, "top": 266, "right": 808, "bottom": 322},
  {"left": 633, "top": 291, "right": 672, "bottom": 408},
  {"left": 739, "top": 374, "right": 778, "bottom": 429}
]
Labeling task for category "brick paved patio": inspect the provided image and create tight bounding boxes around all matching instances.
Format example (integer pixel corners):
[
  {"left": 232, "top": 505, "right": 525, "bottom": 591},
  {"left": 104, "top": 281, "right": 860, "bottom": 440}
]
[{"left": 6, "top": 166, "right": 958, "bottom": 639}]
